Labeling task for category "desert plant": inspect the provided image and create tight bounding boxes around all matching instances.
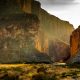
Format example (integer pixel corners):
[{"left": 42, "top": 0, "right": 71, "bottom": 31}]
[{"left": 37, "top": 67, "right": 47, "bottom": 73}]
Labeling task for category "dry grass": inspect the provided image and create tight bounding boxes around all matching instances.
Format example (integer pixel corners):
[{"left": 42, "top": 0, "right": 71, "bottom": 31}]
[{"left": 0, "top": 64, "right": 79, "bottom": 80}]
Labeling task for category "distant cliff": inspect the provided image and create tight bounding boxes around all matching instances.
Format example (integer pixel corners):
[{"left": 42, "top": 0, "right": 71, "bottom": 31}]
[
  {"left": 68, "top": 26, "right": 80, "bottom": 63},
  {"left": 0, "top": 0, "right": 74, "bottom": 63},
  {"left": 70, "top": 26, "right": 80, "bottom": 57}
]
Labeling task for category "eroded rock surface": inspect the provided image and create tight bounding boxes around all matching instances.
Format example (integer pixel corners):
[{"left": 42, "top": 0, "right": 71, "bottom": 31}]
[{"left": 0, "top": 0, "right": 74, "bottom": 63}]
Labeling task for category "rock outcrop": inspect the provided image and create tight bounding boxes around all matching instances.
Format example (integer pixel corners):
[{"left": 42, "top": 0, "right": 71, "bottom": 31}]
[
  {"left": 69, "top": 26, "right": 80, "bottom": 63},
  {"left": 0, "top": 0, "right": 74, "bottom": 63},
  {"left": 70, "top": 26, "right": 80, "bottom": 57}
]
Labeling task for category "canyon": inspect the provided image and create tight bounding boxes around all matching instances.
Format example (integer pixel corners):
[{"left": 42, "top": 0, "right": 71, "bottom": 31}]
[{"left": 0, "top": 0, "right": 74, "bottom": 63}]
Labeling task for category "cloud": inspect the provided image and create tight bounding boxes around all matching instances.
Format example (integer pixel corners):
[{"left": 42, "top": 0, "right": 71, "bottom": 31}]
[
  {"left": 36, "top": 0, "right": 79, "bottom": 5},
  {"left": 36, "top": 0, "right": 80, "bottom": 28},
  {"left": 36, "top": 0, "right": 80, "bottom": 10}
]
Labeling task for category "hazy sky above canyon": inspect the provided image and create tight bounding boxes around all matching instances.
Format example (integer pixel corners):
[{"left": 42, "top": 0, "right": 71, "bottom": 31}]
[{"left": 36, "top": 0, "right": 80, "bottom": 28}]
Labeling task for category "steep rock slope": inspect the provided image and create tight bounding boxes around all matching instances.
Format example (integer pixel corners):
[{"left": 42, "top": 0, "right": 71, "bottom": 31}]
[
  {"left": 68, "top": 26, "right": 80, "bottom": 63},
  {"left": 70, "top": 26, "right": 80, "bottom": 57},
  {"left": 0, "top": 14, "right": 51, "bottom": 63},
  {"left": 32, "top": 1, "right": 74, "bottom": 61},
  {"left": 69, "top": 26, "right": 80, "bottom": 63},
  {"left": 21, "top": 0, "right": 74, "bottom": 61},
  {"left": 0, "top": 0, "right": 74, "bottom": 63}
]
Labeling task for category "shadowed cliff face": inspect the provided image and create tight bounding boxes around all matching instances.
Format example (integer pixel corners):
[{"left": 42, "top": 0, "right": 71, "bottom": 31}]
[
  {"left": 0, "top": 0, "right": 74, "bottom": 63},
  {"left": 0, "top": 13, "right": 51, "bottom": 63},
  {"left": 0, "top": 0, "right": 22, "bottom": 15},
  {"left": 70, "top": 26, "right": 80, "bottom": 57},
  {"left": 49, "top": 40, "right": 70, "bottom": 62}
]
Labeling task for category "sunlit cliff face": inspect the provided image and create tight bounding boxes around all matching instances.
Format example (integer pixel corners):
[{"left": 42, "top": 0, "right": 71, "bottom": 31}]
[
  {"left": 70, "top": 27, "right": 80, "bottom": 57},
  {"left": 35, "top": 35, "right": 42, "bottom": 52},
  {"left": 35, "top": 31, "right": 49, "bottom": 54}
]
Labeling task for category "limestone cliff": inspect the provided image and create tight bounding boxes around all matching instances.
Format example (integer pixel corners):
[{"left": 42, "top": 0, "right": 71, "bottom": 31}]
[
  {"left": 0, "top": 0, "right": 74, "bottom": 44},
  {"left": 38, "top": 9, "right": 74, "bottom": 44},
  {"left": 20, "top": 0, "right": 74, "bottom": 43},
  {"left": 69, "top": 26, "right": 80, "bottom": 63},
  {"left": 0, "top": 13, "right": 51, "bottom": 63},
  {"left": 20, "top": 0, "right": 74, "bottom": 61},
  {"left": 31, "top": 0, "right": 74, "bottom": 61},
  {"left": 0, "top": 0, "right": 74, "bottom": 63}
]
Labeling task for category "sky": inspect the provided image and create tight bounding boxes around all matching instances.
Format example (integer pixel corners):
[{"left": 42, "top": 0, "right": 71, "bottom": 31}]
[{"left": 36, "top": 0, "right": 80, "bottom": 29}]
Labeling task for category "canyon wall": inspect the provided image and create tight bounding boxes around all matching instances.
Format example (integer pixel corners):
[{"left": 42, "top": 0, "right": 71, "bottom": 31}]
[
  {"left": 0, "top": 0, "right": 74, "bottom": 63},
  {"left": 70, "top": 26, "right": 80, "bottom": 57},
  {"left": 0, "top": 13, "right": 51, "bottom": 63},
  {"left": 20, "top": 0, "right": 74, "bottom": 43},
  {"left": 69, "top": 26, "right": 80, "bottom": 63},
  {"left": 31, "top": 0, "right": 74, "bottom": 61},
  {"left": 0, "top": 0, "right": 74, "bottom": 44},
  {"left": 38, "top": 9, "right": 74, "bottom": 44}
]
